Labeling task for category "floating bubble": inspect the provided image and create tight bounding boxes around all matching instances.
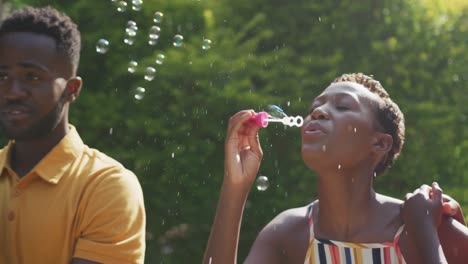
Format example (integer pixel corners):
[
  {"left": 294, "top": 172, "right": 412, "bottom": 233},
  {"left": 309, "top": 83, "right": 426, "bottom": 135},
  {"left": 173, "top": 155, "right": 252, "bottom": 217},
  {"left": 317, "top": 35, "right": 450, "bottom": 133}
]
[
  {"left": 266, "top": 105, "right": 287, "bottom": 118},
  {"left": 148, "top": 26, "right": 160, "bottom": 45},
  {"left": 126, "top": 25, "right": 138, "bottom": 37},
  {"left": 124, "top": 37, "right": 135, "bottom": 45},
  {"left": 128, "top": 61, "right": 138, "bottom": 73},
  {"left": 132, "top": 0, "right": 143, "bottom": 11},
  {"left": 149, "top": 26, "right": 160, "bottom": 39},
  {"left": 173, "top": 34, "right": 184, "bottom": 47},
  {"left": 144, "top": 67, "right": 156, "bottom": 81},
  {"left": 202, "top": 39, "right": 212, "bottom": 50},
  {"left": 116, "top": 1, "right": 127, "bottom": 12},
  {"left": 154, "top": 12, "right": 164, "bottom": 23},
  {"left": 256, "top": 175, "right": 269, "bottom": 191},
  {"left": 134, "top": 87, "right": 146, "bottom": 100},
  {"left": 161, "top": 244, "right": 174, "bottom": 255},
  {"left": 127, "top": 20, "right": 137, "bottom": 28},
  {"left": 156, "top": 54, "right": 165, "bottom": 65},
  {"left": 96, "top": 39, "right": 109, "bottom": 54}
]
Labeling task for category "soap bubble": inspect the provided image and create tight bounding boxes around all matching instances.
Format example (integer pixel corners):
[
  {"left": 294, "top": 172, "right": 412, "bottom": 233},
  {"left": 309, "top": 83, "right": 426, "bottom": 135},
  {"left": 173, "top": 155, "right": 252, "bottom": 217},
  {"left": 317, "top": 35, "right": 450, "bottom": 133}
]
[
  {"left": 144, "top": 67, "right": 156, "bottom": 81},
  {"left": 124, "top": 37, "right": 135, "bottom": 45},
  {"left": 132, "top": 0, "right": 143, "bottom": 11},
  {"left": 148, "top": 26, "right": 161, "bottom": 45},
  {"left": 256, "top": 176, "right": 269, "bottom": 191},
  {"left": 149, "top": 26, "right": 161, "bottom": 39},
  {"left": 154, "top": 12, "right": 164, "bottom": 23},
  {"left": 266, "top": 105, "right": 287, "bottom": 118},
  {"left": 96, "top": 39, "right": 109, "bottom": 54},
  {"left": 156, "top": 54, "right": 165, "bottom": 65},
  {"left": 126, "top": 25, "right": 138, "bottom": 37},
  {"left": 134, "top": 87, "right": 146, "bottom": 100},
  {"left": 202, "top": 39, "right": 212, "bottom": 50},
  {"left": 173, "top": 34, "right": 184, "bottom": 47},
  {"left": 116, "top": 1, "right": 127, "bottom": 12},
  {"left": 128, "top": 60, "right": 138, "bottom": 73},
  {"left": 127, "top": 20, "right": 137, "bottom": 28}
]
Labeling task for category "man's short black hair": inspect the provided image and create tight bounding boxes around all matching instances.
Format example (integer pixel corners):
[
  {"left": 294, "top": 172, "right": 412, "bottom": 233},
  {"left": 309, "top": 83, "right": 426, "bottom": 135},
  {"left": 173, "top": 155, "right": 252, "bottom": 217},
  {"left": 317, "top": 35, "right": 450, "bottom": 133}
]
[{"left": 0, "top": 6, "right": 81, "bottom": 73}]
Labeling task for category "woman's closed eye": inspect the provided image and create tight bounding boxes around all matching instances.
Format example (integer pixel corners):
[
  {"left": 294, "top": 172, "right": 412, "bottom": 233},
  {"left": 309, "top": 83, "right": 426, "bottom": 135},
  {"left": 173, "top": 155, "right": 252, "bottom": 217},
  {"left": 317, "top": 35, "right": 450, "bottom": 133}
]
[{"left": 336, "top": 105, "right": 350, "bottom": 111}]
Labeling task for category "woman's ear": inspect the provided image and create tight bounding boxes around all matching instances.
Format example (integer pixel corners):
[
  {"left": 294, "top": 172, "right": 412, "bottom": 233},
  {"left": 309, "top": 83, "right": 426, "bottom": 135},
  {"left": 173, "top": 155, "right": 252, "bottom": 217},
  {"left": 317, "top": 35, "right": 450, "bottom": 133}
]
[
  {"left": 372, "top": 132, "right": 393, "bottom": 154},
  {"left": 65, "top": 76, "right": 82, "bottom": 103}
]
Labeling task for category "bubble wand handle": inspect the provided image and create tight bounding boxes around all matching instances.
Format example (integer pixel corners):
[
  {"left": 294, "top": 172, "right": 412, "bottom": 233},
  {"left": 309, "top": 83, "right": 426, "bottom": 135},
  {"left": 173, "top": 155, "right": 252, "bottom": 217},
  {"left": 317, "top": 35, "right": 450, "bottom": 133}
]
[
  {"left": 276, "top": 116, "right": 304, "bottom": 127},
  {"left": 248, "top": 112, "right": 304, "bottom": 128}
]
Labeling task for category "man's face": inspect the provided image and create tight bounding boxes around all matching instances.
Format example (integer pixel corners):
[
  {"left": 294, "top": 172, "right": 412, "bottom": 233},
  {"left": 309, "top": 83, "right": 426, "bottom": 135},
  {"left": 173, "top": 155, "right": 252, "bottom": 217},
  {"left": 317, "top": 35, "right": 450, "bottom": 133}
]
[{"left": 0, "top": 32, "right": 70, "bottom": 141}]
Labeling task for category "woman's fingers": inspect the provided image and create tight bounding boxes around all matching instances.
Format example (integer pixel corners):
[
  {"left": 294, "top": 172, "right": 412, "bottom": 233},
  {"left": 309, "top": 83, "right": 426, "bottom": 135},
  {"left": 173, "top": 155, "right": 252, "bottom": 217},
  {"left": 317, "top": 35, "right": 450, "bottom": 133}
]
[
  {"left": 431, "top": 182, "right": 443, "bottom": 203},
  {"left": 226, "top": 110, "right": 255, "bottom": 139}
]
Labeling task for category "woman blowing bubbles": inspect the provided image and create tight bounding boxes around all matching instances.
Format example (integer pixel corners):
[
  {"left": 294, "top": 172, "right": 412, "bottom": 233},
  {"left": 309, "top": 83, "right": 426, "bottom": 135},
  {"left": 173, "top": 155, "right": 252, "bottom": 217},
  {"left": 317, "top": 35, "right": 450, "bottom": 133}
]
[{"left": 203, "top": 73, "right": 465, "bottom": 263}]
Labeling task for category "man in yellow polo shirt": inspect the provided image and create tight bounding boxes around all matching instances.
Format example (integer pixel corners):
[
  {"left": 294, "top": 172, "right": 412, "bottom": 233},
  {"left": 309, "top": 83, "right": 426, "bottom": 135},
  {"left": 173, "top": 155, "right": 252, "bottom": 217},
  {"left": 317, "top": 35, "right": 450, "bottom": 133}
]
[{"left": 0, "top": 6, "right": 145, "bottom": 264}]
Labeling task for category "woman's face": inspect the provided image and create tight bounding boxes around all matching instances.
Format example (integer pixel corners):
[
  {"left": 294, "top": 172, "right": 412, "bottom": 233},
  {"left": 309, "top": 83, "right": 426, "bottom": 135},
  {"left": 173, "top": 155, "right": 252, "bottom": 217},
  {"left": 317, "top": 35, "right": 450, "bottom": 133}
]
[{"left": 301, "top": 81, "right": 383, "bottom": 171}]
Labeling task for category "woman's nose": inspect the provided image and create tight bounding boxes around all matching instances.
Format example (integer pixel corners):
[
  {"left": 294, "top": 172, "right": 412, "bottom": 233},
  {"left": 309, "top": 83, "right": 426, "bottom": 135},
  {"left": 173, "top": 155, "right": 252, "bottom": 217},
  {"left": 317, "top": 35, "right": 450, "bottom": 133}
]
[{"left": 311, "top": 106, "right": 329, "bottom": 120}]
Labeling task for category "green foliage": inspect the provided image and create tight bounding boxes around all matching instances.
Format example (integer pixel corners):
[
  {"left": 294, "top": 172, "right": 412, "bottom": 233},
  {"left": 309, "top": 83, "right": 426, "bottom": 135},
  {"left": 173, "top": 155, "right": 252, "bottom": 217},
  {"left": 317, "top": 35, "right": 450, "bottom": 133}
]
[{"left": 3, "top": 0, "right": 468, "bottom": 263}]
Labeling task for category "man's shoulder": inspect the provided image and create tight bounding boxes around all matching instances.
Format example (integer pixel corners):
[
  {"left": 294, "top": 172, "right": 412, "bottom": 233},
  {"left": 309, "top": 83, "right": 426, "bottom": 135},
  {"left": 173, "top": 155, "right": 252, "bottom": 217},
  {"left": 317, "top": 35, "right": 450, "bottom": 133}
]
[
  {"left": 76, "top": 145, "right": 139, "bottom": 186},
  {"left": 81, "top": 146, "right": 130, "bottom": 173}
]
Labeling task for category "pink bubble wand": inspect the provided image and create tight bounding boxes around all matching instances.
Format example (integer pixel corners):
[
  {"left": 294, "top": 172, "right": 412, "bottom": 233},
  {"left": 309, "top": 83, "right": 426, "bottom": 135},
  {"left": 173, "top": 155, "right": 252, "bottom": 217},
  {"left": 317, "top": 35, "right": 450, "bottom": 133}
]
[{"left": 248, "top": 111, "right": 304, "bottom": 128}]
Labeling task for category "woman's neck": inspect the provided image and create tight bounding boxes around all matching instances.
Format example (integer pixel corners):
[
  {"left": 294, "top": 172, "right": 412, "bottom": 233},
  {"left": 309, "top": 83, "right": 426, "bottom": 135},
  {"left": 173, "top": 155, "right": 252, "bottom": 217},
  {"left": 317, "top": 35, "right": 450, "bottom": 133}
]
[{"left": 315, "top": 166, "right": 378, "bottom": 241}]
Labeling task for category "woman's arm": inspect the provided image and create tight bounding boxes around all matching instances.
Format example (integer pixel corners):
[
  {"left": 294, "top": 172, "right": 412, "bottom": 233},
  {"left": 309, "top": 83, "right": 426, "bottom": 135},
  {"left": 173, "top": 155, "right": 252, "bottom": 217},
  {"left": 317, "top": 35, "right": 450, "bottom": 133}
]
[
  {"left": 438, "top": 212, "right": 468, "bottom": 263},
  {"left": 401, "top": 183, "right": 447, "bottom": 264},
  {"left": 203, "top": 110, "right": 271, "bottom": 264}
]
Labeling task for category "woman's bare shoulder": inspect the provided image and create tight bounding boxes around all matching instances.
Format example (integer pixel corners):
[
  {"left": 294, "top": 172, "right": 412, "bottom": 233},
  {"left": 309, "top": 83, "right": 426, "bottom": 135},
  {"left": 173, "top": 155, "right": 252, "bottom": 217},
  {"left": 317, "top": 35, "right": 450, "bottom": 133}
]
[
  {"left": 377, "top": 193, "right": 404, "bottom": 205},
  {"left": 256, "top": 202, "right": 314, "bottom": 263},
  {"left": 271, "top": 203, "right": 313, "bottom": 224}
]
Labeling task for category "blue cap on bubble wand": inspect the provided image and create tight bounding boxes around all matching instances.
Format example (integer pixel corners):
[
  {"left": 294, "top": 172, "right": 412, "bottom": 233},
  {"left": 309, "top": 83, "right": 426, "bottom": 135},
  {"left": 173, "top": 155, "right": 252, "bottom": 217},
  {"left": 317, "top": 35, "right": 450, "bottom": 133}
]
[{"left": 248, "top": 105, "right": 304, "bottom": 128}]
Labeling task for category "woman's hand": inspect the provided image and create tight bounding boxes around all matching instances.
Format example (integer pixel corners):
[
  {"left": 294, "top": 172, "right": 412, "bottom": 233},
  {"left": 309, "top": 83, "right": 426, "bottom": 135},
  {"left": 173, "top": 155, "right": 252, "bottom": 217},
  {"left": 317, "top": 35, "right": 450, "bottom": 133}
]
[
  {"left": 442, "top": 193, "right": 466, "bottom": 226},
  {"left": 224, "top": 110, "right": 263, "bottom": 192},
  {"left": 401, "top": 182, "right": 444, "bottom": 229}
]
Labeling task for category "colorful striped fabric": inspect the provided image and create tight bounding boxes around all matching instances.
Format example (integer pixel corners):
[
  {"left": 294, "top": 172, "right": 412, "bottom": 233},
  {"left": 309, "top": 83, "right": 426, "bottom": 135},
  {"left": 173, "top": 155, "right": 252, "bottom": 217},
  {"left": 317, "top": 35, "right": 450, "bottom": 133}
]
[{"left": 304, "top": 207, "right": 406, "bottom": 264}]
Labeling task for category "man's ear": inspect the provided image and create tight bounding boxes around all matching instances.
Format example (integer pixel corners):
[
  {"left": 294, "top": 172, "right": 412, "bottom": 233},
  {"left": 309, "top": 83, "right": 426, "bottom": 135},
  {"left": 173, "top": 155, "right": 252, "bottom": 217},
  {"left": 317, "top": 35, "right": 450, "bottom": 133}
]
[
  {"left": 65, "top": 76, "right": 82, "bottom": 103},
  {"left": 372, "top": 132, "right": 393, "bottom": 154}
]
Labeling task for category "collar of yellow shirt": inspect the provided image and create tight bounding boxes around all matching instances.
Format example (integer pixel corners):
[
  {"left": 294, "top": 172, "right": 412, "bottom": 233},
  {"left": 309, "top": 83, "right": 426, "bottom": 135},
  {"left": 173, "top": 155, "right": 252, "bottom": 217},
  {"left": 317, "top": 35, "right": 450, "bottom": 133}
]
[{"left": 0, "top": 125, "right": 85, "bottom": 184}]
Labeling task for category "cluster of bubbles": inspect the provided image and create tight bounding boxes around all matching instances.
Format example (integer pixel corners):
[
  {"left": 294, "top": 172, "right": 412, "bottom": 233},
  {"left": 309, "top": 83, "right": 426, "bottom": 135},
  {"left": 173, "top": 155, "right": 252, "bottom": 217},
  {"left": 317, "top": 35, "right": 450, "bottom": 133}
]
[
  {"left": 125, "top": 21, "right": 138, "bottom": 45},
  {"left": 111, "top": 0, "right": 142, "bottom": 12},
  {"left": 95, "top": 1, "right": 213, "bottom": 101}
]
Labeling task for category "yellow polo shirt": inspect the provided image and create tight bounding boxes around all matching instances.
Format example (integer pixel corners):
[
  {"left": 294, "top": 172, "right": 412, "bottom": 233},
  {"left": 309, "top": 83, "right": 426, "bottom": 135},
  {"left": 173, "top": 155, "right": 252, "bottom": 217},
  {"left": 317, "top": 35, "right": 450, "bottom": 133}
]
[{"left": 0, "top": 126, "right": 146, "bottom": 264}]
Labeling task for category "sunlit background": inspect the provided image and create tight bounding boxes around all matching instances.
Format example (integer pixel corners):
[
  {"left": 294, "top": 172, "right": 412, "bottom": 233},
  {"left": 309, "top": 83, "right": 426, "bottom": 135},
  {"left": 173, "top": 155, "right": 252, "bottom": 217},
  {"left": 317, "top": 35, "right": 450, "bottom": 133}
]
[{"left": 1, "top": 0, "right": 467, "bottom": 263}]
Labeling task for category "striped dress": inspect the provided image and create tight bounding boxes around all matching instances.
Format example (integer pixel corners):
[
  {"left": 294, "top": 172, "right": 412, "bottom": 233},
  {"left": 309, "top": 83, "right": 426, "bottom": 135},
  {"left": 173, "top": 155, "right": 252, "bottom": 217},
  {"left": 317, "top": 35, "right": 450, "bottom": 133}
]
[{"left": 304, "top": 207, "right": 406, "bottom": 264}]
